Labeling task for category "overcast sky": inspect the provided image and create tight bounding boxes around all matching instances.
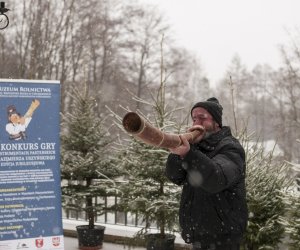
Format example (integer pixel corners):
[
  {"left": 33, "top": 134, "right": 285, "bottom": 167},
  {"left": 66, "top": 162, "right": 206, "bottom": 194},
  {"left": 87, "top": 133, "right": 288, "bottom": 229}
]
[{"left": 140, "top": 0, "right": 300, "bottom": 85}]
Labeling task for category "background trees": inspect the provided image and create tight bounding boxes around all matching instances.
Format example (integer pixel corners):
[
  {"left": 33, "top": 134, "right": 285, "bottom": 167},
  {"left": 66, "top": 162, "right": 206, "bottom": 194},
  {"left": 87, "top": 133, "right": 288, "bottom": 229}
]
[{"left": 2, "top": 0, "right": 209, "bottom": 116}]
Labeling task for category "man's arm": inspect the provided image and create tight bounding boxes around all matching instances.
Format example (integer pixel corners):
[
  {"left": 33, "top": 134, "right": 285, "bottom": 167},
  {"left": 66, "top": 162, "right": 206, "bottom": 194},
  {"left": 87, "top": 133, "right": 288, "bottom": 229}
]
[
  {"left": 183, "top": 141, "right": 245, "bottom": 193},
  {"left": 165, "top": 153, "right": 187, "bottom": 185},
  {"left": 24, "top": 99, "right": 40, "bottom": 118}
]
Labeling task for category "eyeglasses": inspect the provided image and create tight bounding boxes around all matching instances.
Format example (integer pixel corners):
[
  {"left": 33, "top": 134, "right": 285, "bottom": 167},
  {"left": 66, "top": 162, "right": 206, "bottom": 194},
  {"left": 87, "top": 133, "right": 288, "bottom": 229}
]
[{"left": 192, "top": 114, "right": 211, "bottom": 122}]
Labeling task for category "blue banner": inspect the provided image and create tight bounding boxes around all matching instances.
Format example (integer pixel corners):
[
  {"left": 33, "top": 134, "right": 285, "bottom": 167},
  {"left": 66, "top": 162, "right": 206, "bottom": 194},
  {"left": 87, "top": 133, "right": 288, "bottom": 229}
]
[{"left": 0, "top": 79, "right": 64, "bottom": 249}]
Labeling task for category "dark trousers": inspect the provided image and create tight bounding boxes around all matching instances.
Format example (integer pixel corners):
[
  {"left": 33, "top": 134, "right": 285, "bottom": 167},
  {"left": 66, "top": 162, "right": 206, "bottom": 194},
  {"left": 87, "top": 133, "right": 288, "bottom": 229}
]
[{"left": 192, "top": 242, "right": 240, "bottom": 250}]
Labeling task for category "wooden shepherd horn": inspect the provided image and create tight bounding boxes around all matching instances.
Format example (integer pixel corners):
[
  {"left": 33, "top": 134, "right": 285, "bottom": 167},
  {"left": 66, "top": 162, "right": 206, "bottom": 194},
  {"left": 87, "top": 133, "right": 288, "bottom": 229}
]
[{"left": 122, "top": 112, "right": 204, "bottom": 149}]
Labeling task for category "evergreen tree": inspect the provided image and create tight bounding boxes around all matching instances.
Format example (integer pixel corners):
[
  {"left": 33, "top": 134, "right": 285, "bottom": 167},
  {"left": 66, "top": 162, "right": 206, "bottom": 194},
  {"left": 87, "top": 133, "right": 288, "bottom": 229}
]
[
  {"left": 113, "top": 41, "right": 183, "bottom": 244},
  {"left": 61, "top": 85, "right": 118, "bottom": 229},
  {"left": 280, "top": 170, "right": 300, "bottom": 250},
  {"left": 283, "top": 190, "right": 300, "bottom": 250},
  {"left": 117, "top": 135, "right": 181, "bottom": 237},
  {"left": 240, "top": 133, "right": 289, "bottom": 250}
]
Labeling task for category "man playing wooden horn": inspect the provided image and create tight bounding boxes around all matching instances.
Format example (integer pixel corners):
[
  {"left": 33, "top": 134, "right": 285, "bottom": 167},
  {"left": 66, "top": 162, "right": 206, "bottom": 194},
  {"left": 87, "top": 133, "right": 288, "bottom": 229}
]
[{"left": 165, "top": 97, "right": 248, "bottom": 250}]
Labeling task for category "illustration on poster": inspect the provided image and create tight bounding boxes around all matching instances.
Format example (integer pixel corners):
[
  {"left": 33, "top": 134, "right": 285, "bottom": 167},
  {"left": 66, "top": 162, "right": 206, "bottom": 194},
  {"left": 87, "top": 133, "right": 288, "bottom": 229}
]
[{"left": 5, "top": 99, "right": 40, "bottom": 140}]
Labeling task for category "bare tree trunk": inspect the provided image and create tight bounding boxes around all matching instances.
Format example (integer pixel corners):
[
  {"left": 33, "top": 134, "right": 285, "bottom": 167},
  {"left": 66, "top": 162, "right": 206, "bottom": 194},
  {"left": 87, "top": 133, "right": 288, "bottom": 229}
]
[{"left": 136, "top": 50, "right": 146, "bottom": 109}]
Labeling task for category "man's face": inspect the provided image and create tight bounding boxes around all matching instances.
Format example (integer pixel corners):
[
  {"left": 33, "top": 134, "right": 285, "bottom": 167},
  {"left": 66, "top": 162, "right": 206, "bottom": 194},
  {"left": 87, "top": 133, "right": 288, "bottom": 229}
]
[
  {"left": 9, "top": 113, "right": 20, "bottom": 124},
  {"left": 191, "top": 107, "right": 219, "bottom": 134}
]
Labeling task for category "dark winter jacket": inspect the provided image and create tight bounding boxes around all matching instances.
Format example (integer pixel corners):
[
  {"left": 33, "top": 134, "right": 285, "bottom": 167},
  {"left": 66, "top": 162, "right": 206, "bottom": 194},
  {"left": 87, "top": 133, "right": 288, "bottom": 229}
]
[{"left": 165, "top": 126, "right": 248, "bottom": 245}]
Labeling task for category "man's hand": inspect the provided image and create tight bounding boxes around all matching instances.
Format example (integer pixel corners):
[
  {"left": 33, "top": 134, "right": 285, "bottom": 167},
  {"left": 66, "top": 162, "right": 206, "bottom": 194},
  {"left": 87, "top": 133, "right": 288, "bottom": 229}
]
[
  {"left": 169, "top": 135, "right": 190, "bottom": 159},
  {"left": 188, "top": 125, "right": 206, "bottom": 143}
]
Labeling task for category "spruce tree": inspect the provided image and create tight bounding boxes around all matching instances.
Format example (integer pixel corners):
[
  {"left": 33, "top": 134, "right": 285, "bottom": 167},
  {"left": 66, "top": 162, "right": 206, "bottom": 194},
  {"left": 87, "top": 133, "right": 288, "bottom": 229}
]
[
  {"left": 227, "top": 78, "right": 290, "bottom": 250},
  {"left": 240, "top": 134, "right": 289, "bottom": 250},
  {"left": 280, "top": 171, "right": 300, "bottom": 250},
  {"left": 117, "top": 134, "right": 181, "bottom": 238},
  {"left": 113, "top": 41, "right": 182, "bottom": 244},
  {"left": 61, "top": 86, "right": 118, "bottom": 229}
]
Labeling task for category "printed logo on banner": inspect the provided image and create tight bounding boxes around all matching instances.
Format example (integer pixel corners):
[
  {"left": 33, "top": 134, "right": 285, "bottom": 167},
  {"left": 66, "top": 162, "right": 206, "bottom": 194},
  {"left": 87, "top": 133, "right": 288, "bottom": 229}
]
[
  {"left": 17, "top": 242, "right": 29, "bottom": 249},
  {"left": 5, "top": 99, "right": 40, "bottom": 140},
  {"left": 0, "top": 2, "right": 10, "bottom": 30},
  {"left": 52, "top": 237, "right": 61, "bottom": 247},
  {"left": 35, "top": 238, "right": 44, "bottom": 248}
]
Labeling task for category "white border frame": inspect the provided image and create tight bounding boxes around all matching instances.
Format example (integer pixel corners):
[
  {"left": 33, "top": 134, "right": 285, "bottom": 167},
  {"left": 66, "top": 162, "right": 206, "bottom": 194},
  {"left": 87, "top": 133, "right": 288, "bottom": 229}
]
[{"left": 0, "top": 79, "right": 60, "bottom": 84}]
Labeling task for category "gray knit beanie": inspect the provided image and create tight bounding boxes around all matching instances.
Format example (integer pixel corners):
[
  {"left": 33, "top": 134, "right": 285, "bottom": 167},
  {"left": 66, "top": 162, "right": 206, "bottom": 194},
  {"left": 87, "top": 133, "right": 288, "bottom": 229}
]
[{"left": 191, "top": 97, "right": 223, "bottom": 127}]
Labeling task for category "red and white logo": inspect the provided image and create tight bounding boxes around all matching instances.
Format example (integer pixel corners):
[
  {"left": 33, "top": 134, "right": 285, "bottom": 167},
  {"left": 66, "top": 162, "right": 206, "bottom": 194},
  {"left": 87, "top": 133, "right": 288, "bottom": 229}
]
[
  {"left": 52, "top": 237, "right": 61, "bottom": 247},
  {"left": 35, "top": 239, "right": 44, "bottom": 248}
]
